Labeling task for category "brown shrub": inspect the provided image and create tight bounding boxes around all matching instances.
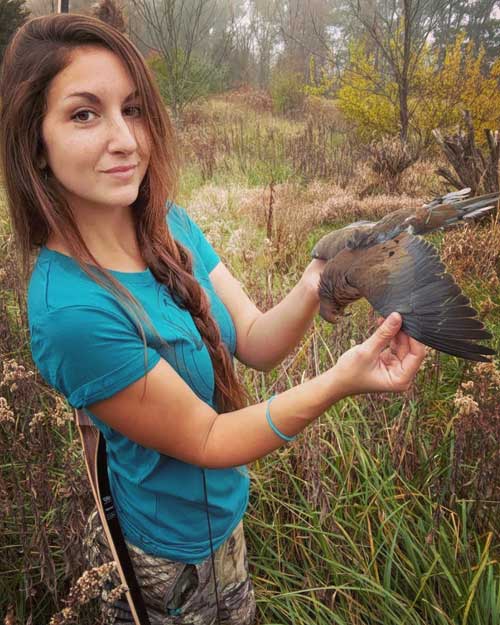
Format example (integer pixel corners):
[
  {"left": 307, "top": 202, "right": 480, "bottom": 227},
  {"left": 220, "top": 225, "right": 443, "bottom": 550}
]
[
  {"left": 48, "top": 563, "right": 121, "bottom": 625},
  {"left": 218, "top": 85, "right": 273, "bottom": 114},
  {"left": 398, "top": 159, "right": 444, "bottom": 198},
  {"left": 366, "top": 136, "right": 420, "bottom": 194},
  {"left": 180, "top": 124, "right": 218, "bottom": 180},
  {"left": 179, "top": 101, "right": 215, "bottom": 128},
  {"left": 440, "top": 217, "right": 500, "bottom": 287}
]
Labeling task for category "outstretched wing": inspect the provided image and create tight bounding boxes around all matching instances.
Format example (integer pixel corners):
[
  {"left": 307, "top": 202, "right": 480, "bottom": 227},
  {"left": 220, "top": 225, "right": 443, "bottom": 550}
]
[
  {"left": 313, "top": 191, "right": 499, "bottom": 258},
  {"left": 346, "top": 233, "right": 495, "bottom": 362}
]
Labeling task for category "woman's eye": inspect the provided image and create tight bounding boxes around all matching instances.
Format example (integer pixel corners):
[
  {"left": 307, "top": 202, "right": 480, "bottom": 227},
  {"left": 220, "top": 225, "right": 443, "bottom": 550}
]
[
  {"left": 71, "top": 106, "right": 142, "bottom": 123},
  {"left": 125, "top": 105, "right": 142, "bottom": 117},
  {"left": 72, "top": 109, "right": 96, "bottom": 122}
]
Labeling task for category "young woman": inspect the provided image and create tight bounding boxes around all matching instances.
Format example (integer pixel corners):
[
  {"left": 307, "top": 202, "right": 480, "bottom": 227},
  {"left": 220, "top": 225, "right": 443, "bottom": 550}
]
[{"left": 0, "top": 14, "right": 426, "bottom": 625}]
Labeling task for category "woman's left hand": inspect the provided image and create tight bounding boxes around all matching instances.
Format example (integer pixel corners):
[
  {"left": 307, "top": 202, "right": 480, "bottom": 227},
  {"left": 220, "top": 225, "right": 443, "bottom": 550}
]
[{"left": 300, "top": 258, "right": 326, "bottom": 302}]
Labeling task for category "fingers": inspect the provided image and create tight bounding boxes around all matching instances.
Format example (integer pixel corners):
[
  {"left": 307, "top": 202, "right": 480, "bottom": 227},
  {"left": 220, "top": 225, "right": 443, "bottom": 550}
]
[
  {"left": 399, "top": 338, "right": 426, "bottom": 382},
  {"left": 392, "top": 330, "right": 410, "bottom": 361},
  {"left": 375, "top": 315, "right": 425, "bottom": 363},
  {"left": 380, "top": 347, "right": 397, "bottom": 368},
  {"left": 385, "top": 329, "right": 426, "bottom": 389},
  {"left": 368, "top": 314, "right": 427, "bottom": 392},
  {"left": 365, "top": 312, "right": 402, "bottom": 352},
  {"left": 408, "top": 335, "right": 426, "bottom": 358}
]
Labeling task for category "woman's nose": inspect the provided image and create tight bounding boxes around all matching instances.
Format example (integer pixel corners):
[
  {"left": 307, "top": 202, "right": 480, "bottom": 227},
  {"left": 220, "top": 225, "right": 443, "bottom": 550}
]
[{"left": 107, "top": 115, "right": 138, "bottom": 152}]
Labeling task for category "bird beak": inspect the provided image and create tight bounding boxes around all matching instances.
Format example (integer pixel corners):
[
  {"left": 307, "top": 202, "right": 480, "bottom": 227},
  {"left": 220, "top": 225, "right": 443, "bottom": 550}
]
[{"left": 319, "top": 300, "right": 340, "bottom": 323}]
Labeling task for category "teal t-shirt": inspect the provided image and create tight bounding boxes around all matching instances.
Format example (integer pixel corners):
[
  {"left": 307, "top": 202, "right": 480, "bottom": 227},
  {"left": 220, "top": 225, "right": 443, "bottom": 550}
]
[{"left": 27, "top": 203, "right": 250, "bottom": 563}]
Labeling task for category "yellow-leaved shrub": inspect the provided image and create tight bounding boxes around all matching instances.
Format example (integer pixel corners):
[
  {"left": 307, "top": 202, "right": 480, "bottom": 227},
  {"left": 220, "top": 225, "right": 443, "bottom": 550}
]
[{"left": 338, "top": 34, "right": 500, "bottom": 145}]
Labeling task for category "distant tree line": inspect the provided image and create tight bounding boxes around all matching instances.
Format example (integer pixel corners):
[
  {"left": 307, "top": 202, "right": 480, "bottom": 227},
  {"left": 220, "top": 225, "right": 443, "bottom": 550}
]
[{"left": 2, "top": 0, "right": 499, "bottom": 129}]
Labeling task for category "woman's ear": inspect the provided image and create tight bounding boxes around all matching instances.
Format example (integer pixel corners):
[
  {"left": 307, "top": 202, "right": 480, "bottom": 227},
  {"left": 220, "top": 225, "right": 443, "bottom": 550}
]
[{"left": 38, "top": 157, "right": 47, "bottom": 169}]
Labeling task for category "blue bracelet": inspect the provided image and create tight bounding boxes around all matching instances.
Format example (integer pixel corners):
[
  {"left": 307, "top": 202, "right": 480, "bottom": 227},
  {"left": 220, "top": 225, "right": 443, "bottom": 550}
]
[{"left": 266, "top": 395, "right": 297, "bottom": 442}]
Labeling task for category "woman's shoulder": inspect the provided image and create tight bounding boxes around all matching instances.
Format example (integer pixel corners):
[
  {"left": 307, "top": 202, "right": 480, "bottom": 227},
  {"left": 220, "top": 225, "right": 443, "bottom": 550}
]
[
  {"left": 27, "top": 247, "right": 145, "bottom": 329},
  {"left": 166, "top": 201, "right": 207, "bottom": 242},
  {"left": 166, "top": 201, "right": 220, "bottom": 275},
  {"left": 166, "top": 201, "right": 193, "bottom": 239}
]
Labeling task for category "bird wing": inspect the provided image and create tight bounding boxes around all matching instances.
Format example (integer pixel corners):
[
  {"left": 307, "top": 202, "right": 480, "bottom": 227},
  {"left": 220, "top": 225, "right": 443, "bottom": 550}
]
[
  {"left": 312, "top": 190, "right": 499, "bottom": 263},
  {"left": 423, "top": 187, "right": 471, "bottom": 208},
  {"left": 345, "top": 233, "right": 495, "bottom": 362}
]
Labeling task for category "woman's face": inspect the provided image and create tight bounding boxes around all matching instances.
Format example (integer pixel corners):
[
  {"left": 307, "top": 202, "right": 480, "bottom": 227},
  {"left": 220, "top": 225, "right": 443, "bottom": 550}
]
[{"left": 41, "top": 45, "right": 151, "bottom": 214}]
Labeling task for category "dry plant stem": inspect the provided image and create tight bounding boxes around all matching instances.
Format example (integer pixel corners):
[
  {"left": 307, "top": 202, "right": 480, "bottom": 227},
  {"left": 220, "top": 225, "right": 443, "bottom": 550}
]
[{"left": 266, "top": 179, "right": 275, "bottom": 240}]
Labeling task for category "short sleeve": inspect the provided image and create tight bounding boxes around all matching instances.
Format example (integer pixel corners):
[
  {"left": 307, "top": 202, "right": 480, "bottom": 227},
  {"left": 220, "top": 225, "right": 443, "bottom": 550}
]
[
  {"left": 30, "top": 306, "right": 161, "bottom": 409},
  {"left": 171, "top": 204, "right": 221, "bottom": 273}
]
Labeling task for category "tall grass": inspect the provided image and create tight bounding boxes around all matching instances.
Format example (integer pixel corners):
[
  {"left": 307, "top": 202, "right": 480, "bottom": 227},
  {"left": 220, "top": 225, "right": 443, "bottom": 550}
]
[
  {"left": 179, "top": 98, "right": 360, "bottom": 189},
  {"left": 1, "top": 95, "right": 499, "bottom": 625}
]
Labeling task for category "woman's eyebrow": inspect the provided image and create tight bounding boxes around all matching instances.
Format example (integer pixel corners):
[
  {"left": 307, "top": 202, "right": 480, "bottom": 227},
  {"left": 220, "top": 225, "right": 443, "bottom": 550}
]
[{"left": 64, "top": 89, "right": 139, "bottom": 104}]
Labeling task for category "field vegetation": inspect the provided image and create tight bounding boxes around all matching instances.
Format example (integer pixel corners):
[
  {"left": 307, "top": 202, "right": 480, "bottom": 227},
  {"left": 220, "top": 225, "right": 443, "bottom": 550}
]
[{"left": 1, "top": 86, "right": 499, "bottom": 625}]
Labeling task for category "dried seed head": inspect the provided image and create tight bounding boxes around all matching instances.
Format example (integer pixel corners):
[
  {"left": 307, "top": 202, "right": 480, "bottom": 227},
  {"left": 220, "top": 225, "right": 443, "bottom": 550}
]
[
  {"left": 0, "top": 397, "right": 15, "bottom": 424},
  {"left": 1, "top": 360, "right": 34, "bottom": 386},
  {"left": 453, "top": 389, "right": 480, "bottom": 418},
  {"left": 48, "top": 562, "right": 119, "bottom": 625}
]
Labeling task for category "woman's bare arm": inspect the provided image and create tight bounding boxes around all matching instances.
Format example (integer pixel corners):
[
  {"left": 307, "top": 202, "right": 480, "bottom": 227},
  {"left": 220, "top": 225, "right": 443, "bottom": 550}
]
[
  {"left": 86, "top": 313, "right": 425, "bottom": 469},
  {"left": 209, "top": 259, "right": 325, "bottom": 371}
]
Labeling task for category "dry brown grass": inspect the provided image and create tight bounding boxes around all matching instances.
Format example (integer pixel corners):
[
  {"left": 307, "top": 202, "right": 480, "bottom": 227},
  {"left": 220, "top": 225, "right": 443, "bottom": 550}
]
[
  {"left": 286, "top": 119, "right": 361, "bottom": 185},
  {"left": 187, "top": 179, "right": 426, "bottom": 265},
  {"left": 396, "top": 158, "right": 445, "bottom": 197},
  {"left": 441, "top": 216, "right": 500, "bottom": 288},
  {"left": 237, "top": 181, "right": 423, "bottom": 243},
  {"left": 179, "top": 94, "right": 360, "bottom": 187}
]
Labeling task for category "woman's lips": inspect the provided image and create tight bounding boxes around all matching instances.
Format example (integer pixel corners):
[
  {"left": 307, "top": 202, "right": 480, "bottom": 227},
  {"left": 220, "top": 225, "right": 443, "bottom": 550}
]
[{"left": 104, "top": 166, "right": 136, "bottom": 179}]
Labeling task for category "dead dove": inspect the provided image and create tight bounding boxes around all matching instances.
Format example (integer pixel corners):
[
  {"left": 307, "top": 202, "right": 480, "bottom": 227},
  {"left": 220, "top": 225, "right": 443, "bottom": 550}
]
[{"left": 312, "top": 188, "right": 498, "bottom": 362}]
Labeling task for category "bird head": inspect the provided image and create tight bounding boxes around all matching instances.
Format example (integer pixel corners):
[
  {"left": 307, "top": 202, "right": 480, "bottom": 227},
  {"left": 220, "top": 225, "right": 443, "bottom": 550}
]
[
  {"left": 319, "top": 298, "right": 344, "bottom": 322},
  {"left": 318, "top": 263, "right": 346, "bottom": 321}
]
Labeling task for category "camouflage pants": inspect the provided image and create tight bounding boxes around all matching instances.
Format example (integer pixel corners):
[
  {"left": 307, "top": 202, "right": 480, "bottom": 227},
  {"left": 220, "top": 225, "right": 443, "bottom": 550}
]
[{"left": 83, "top": 509, "right": 256, "bottom": 625}]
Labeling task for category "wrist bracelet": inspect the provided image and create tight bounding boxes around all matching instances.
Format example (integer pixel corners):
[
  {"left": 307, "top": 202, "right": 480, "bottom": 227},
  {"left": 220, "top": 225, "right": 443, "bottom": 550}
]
[{"left": 266, "top": 395, "right": 297, "bottom": 442}]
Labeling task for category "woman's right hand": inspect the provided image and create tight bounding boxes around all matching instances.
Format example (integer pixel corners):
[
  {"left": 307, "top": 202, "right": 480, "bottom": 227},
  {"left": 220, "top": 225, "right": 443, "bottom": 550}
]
[{"left": 330, "top": 312, "right": 426, "bottom": 397}]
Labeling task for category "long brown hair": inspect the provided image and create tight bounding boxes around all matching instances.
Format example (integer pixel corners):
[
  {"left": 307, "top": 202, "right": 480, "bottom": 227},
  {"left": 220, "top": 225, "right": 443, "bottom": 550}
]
[{"left": 0, "top": 13, "right": 246, "bottom": 413}]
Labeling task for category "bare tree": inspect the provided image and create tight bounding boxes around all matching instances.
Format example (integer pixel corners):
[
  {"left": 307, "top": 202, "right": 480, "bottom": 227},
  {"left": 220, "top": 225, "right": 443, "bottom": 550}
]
[
  {"left": 128, "top": 0, "right": 235, "bottom": 118},
  {"left": 248, "top": 0, "right": 281, "bottom": 87},
  {"left": 275, "top": 0, "right": 331, "bottom": 78},
  {"left": 1, "top": 0, "right": 30, "bottom": 62},
  {"left": 223, "top": 9, "right": 257, "bottom": 86}
]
